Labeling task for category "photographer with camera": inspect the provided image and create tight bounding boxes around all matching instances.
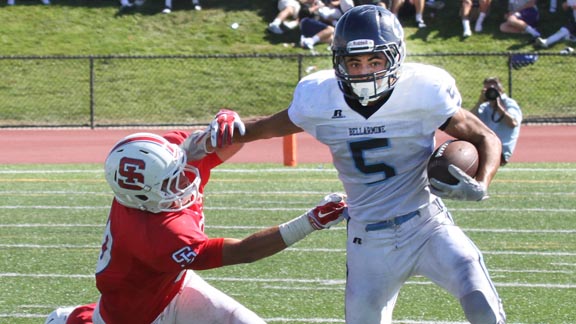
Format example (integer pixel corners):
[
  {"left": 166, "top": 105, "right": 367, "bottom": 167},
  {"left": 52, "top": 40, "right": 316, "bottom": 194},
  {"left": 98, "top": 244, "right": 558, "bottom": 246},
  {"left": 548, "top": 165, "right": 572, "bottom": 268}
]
[{"left": 471, "top": 76, "right": 522, "bottom": 166}]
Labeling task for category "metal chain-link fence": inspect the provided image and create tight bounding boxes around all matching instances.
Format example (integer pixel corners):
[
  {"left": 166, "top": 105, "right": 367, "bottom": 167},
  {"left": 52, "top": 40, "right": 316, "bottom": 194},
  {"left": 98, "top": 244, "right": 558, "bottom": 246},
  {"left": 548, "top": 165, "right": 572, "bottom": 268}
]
[{"left": 1, "top": 52, "right": 574, "bottom": 128}]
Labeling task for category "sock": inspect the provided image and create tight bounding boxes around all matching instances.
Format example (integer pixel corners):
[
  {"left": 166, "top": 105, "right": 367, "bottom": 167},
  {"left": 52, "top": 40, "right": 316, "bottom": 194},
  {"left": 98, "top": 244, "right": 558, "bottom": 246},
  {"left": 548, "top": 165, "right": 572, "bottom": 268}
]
[
  {"left": 462, "top": 19, "right": 471, "bottom": 32},
  {"left": 165, "top": 0, "right": 172, "bottom": 8},
  {"left": 547, "top": 27, "right": 571, "bottom": 45},
  {"left": 474, "top": 13, "right": 486, "bottom": 31},
  {"left": 415, "top": 13, "right": 423, "bottom": 22},
  {"left": 525, "top": 26, "right": 540, "bottom": 37},
  {"left": 477, "top": 12, "right": 486, "bottom": 25},
  {"left": 311, "top": 35, "right": 320, "bottom": 44},
  {"left": 272, "top": 18, "right": 281, "bottom": 26}
]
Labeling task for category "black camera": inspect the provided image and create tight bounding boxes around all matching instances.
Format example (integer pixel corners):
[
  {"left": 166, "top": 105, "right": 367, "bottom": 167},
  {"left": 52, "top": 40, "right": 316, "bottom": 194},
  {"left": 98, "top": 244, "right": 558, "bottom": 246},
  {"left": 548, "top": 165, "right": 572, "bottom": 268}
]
[{"left": 485, "top": 87, "right": 500, "bottom": 101}]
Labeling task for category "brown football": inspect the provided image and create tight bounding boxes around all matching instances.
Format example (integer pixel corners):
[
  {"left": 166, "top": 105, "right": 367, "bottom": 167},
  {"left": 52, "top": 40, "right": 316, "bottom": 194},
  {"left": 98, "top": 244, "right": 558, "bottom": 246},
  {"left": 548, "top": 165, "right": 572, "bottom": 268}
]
[{"left": 427, "top": 140, "right": 479, "bottom": 185}]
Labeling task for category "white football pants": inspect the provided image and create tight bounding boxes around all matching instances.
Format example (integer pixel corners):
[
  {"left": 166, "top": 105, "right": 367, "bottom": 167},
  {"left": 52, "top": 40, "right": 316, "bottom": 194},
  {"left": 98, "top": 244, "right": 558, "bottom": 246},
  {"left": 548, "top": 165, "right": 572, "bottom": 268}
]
[{"left": 345, "top": 200, "right": 505, "bottom": 323}]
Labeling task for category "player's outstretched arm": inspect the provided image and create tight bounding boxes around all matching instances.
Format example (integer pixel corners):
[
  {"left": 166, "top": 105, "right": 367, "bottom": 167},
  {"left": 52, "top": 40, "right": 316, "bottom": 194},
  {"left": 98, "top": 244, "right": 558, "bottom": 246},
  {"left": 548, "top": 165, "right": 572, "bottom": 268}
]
[
  {"left": 220, "top": 193, "right": 347, "bottom": 266},
  {"left": 207, "top": 108, "right": 303, "bottom": 147}
]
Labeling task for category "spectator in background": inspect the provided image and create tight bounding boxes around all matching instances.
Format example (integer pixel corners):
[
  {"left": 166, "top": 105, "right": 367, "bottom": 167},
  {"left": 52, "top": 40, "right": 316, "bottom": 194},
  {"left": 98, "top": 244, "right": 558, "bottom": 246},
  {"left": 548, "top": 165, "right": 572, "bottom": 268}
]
[
  {"left": 163, "top": 0, "right": 202, "bottom": 14},
  {"left": 7, "top": 0, "right": 50, "bottom": 5},
  {"left": 318, "top": 0, "right": 355, "bottom": 26},
  {"left": 298, "top": 0, "right": 332, "bottom": 50},
  {"left": 499, "top": 0, "right": 541, "bottom": 38},
  {"left": 118, "top": 0, "right": 145, "bottom": 13},
  {"left": 356, "top": 0, "right": 391, "bottom": 8},
  {"left": 534, "top": 0, "right": 576, "bottom": 48},
  {"left": 425, "top": 0, "right": 445, "bottom": 10},
  {"left": 267, "top": 0, "right": 303, "bottom": 34},
  {"left": 390, "top": 0, "right": 428, "bottom": 28},
  {"left": 461, "top": 0, "right": 492, "bottom": 37},
  {"left": 550, "top": 0, "right": 558, "bottom": 11},
  {"left": 471, "top": 77, "right": 522, "bottom": 166}
]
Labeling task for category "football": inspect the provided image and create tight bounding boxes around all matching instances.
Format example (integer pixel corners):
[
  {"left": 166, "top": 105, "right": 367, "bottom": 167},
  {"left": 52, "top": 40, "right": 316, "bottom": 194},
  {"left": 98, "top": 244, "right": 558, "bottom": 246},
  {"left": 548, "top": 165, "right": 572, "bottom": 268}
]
[{"left": 427, "top": 140, "right": 479, "bottom": 185}]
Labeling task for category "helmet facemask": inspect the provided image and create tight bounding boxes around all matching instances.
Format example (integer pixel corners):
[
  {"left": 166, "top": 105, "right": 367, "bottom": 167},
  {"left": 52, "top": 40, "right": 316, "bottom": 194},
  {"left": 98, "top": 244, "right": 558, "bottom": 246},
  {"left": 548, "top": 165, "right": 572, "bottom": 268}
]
[
  {"left": 152, "top": 163, "right": 201, "bottom": 213},
  {"left": 331, "top": 5, "right": 406, "bottom": 106},
  {"left": 334, "top": 41, "right": 404, "bottom": 106}
]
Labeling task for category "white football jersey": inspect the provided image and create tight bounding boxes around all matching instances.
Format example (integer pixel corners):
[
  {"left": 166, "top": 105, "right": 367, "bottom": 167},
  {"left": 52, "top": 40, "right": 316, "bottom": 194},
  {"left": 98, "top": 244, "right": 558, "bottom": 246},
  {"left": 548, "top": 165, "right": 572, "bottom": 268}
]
[{"left": 288, "top": 63, "right": 461, "bottom": 223}]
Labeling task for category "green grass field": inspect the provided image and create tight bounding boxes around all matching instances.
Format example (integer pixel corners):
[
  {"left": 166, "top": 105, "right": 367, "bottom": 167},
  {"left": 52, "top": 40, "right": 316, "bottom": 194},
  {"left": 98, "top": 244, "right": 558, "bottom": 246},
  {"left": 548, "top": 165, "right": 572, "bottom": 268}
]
[{"left": 1, "top": 162, "right": 575, "bottom": 323}]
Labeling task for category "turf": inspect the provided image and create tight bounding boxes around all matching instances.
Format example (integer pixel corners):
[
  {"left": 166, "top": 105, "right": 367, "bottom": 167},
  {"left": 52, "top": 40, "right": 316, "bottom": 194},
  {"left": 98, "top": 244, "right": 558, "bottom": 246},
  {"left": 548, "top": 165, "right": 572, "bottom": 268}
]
[{"left": 0, "top": 162, "right": 575, "bottom": 323}]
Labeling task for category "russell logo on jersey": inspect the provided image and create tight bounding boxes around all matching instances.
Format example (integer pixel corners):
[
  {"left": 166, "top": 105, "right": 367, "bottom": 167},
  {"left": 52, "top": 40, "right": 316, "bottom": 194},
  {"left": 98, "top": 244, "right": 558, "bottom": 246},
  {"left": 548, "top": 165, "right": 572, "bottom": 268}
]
[{"left": 332, "top": 110, "right": 346, "bottom": 119}]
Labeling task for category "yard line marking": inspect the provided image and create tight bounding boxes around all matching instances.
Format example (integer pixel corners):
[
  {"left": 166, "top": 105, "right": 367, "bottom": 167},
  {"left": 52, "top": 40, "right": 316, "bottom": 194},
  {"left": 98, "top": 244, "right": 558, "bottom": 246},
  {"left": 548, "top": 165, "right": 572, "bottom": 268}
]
[
  {"left": 1, "top": 272, "right": 574, "bottom": 289},
  {"left": 0, "top": 313, "right": 481, "bottom": 323},
  {"left": 0, "top": 244, "right": 100, "bottom": 249},
  {"left": 6, "top": 225, "right": 573, "bottom": 234},
  {"left": 1, "top": 167, "right": 576, "bottom": 174},
  {"left": 2, "top": 224, "right": 576, "bottom": 235},
  {"left": 551, "top": 263, "right": 576, "bottom": 267},
  {"left": 0, "top": 190, "right": 575, "bottom": 197},
  {"left": 1, "top": 244, "right": 576, "bottom": 257},
  {"left": 0, "top": 273, "right": 93, "bottom": 278},
  {"left": 0, "top": 206, "right": 575, "bottom": 214},
  {"left": 490, "top": 269, "right": 574, "bottom": 274}
]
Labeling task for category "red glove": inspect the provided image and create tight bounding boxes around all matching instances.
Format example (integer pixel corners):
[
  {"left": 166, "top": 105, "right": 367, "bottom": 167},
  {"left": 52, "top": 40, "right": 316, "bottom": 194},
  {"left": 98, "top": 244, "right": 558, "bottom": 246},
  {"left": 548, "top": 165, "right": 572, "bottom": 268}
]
[
  {"left": 307, "top": 193, "right": 348, "bottom": 230},
  {"left": 209, "top": 109, "right": 246, "bottom": 148}
]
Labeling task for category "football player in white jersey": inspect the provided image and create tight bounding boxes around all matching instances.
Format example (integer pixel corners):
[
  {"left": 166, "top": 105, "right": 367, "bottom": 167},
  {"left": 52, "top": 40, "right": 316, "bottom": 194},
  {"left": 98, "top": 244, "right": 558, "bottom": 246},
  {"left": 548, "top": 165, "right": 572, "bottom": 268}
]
[{"left": 211, "top": 5, "right": 506, "bottom": 324}]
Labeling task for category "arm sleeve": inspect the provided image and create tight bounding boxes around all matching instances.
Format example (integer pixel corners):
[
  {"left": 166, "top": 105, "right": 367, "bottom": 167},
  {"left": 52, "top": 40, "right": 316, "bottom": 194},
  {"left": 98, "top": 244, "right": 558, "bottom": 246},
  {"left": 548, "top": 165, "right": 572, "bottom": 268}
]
[{"left": 189, "top": 237, "right": 225, "bottom": 270}]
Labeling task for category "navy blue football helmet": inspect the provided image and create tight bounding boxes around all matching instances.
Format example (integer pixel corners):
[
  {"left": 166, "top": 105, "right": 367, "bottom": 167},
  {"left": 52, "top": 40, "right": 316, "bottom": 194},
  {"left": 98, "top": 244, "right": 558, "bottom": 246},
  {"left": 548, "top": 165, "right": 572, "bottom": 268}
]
[{"left": 332, "top": 5, "right": 406, "bottom": 105}]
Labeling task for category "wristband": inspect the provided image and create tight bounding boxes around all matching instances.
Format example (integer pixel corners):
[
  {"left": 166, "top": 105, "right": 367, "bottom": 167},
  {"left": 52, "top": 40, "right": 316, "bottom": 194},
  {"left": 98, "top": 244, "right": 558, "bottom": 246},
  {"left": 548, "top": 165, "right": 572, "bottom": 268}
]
[{"left": 278, "top": 213, "right": 315, "bottom": 246}]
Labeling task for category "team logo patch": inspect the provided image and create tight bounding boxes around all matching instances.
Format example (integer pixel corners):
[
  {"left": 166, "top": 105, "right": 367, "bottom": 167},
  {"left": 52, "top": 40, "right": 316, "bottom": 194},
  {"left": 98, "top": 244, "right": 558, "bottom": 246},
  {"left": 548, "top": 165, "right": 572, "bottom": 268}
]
[{"left": 172, "top": 246, "right": 197, "bottom": 267}]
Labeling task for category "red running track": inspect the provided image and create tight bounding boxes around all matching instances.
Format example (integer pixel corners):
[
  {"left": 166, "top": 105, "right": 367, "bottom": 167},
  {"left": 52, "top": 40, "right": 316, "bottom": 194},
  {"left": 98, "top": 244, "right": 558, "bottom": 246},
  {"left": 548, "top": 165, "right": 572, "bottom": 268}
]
[{"left": 1, "top": 125, "right": 575, "bottom": 164}]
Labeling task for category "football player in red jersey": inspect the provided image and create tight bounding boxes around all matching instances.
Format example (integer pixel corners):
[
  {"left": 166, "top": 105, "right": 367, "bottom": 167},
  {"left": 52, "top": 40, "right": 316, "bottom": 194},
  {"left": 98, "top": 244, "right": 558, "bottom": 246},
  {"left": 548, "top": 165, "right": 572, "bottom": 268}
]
[{"left": 44, "top": 110, "right": 347, "bottom": 324}]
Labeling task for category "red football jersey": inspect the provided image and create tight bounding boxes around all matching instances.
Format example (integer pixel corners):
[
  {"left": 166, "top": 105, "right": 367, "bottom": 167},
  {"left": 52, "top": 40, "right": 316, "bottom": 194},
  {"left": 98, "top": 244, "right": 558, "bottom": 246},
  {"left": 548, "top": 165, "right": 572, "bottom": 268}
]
[{"left": 95, "top": 131, "right": 226, "bottom": 324}]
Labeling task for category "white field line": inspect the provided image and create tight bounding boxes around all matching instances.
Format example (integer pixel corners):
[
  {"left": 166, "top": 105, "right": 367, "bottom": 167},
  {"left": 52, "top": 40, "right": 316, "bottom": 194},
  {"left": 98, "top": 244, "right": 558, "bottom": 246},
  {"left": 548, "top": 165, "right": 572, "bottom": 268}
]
[
  {"left": 1, "top": 272, "right": 574, "bottom": 290},
  {"left": 0, "top": 312, "right": 494, "bottom": 324},
  {"left": 0, "top": 190, "right": 575, "bottom": 197},
  {"left": 0, "top": 167, "right": 576, "bottom": 174},
  {"left": 1, "top": 243, "right": 576, "bottom": 258},
  {"left": 0, "top": 205, "right": 575, "bottom": 214},
  {"left": 2, "top": 223, "right": 576, "bottom": 235}
]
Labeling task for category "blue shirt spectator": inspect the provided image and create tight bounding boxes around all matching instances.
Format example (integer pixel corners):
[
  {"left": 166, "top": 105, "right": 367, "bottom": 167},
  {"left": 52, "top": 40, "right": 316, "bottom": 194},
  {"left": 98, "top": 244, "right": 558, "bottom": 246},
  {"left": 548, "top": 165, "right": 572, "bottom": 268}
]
[{"left": 471, "top": 77, "right": 522, "bottom": 165}]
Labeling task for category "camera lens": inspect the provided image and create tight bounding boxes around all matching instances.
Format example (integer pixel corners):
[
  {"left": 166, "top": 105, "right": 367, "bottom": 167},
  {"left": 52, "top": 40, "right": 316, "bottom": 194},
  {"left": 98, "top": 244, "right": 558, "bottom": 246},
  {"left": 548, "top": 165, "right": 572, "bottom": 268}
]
[{"left": 485, "top": 87, "right": 499, "bottom": 100}]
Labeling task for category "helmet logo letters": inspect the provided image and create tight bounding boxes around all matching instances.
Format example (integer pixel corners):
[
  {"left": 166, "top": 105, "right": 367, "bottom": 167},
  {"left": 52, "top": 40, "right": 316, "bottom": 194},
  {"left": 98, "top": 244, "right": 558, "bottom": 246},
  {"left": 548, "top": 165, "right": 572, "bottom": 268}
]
[
  {"left": 347, "top": 39, "right": 374, "bottom": 53},
  {"left": 118, "top": 157, "right": 146, "bottom": 190}
]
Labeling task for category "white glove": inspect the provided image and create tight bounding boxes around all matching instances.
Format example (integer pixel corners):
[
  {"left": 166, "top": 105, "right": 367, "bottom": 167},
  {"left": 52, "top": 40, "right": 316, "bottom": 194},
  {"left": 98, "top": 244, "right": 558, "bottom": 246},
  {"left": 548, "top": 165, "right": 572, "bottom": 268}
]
[
  {"left": 181, "top": 130, "right": 212, "bottom": 161},
  {"left": 208, "top": 109, "right": 246, "bottom": 148},
  {"left": 430, "top": 164, "right": 488, "bottom": 201},
  {"left": 307, "top": 193, "right": 348, "bottom": 230}
]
